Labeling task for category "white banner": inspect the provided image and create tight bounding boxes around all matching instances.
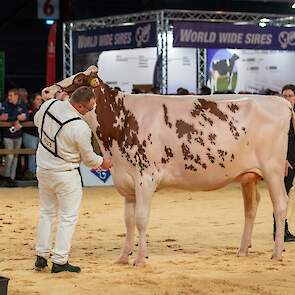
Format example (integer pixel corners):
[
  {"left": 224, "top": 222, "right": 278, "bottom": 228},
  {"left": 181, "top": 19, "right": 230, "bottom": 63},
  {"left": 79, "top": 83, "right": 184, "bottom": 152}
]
[{"left": 97, "top": 32, "right": 197, "bottom": 94}]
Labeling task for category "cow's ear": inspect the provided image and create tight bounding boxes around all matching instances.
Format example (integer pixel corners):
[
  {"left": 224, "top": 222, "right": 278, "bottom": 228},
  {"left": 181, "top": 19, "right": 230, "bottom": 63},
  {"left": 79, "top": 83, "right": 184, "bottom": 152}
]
[{"left": 86, "top": 65, "right": 98, "bottom": 74}]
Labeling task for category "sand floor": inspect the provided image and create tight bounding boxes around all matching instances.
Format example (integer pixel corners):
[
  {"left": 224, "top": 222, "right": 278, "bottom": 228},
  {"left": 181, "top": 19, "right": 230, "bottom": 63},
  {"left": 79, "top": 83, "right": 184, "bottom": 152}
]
[{"left": 1, "top": 183, "right": 295, "bottom": 295}]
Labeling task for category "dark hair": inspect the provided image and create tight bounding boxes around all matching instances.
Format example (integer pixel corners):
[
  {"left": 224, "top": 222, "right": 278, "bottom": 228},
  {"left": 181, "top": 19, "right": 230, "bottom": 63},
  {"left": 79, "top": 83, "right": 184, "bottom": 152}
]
[
  {"left": 282, "top": 84, "right": 295, "bottom": 95},
  {"left": 177, "top": 88, "right": 189, "bottom": 95},
  {"left": 30, "top": 92, "right": 41, "bottom": 101},
  {"left": 131, "top": 88, "right": 143, "bottom": 94},
  {"left": 70, "top": 86, "right": 95, "bottom": 103},
  {"left": 199, "top": 86, "right": 211, "bottom": 95},
  {"left": 29, "top": 92, "right": 41, "bottom": 108}
]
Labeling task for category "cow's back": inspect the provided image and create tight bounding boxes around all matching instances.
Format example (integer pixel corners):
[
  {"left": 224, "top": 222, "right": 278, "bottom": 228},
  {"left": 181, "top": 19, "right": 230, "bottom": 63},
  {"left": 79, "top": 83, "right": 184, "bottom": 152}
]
[{"left": 118, "top": 94, "right": 291, "bottom": 191}]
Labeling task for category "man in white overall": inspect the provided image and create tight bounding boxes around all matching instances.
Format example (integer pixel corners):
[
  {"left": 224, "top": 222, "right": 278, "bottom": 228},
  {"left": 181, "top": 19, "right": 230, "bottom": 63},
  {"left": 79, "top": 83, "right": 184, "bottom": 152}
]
[{"left": 34, "top": 86, "right": 112, "bottom": 273}]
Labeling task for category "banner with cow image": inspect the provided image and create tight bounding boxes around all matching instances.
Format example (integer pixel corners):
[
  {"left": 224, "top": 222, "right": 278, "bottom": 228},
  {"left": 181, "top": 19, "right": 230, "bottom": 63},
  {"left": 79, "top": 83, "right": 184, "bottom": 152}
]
[
  {"left": 73, "top": 22, "right": 157, "bottom": 54},
  {"left": 206, "top": 48, "right": 295, "bottom": 93},
  {"left": 173, "top": 21, "right": 295, "bottom": 51}
]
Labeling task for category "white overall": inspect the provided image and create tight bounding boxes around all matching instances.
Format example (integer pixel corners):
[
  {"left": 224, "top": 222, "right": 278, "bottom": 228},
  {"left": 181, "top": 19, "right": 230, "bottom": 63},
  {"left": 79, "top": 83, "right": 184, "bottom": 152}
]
[{"left": 34, "top": 99, "right": 103, "bottom": 264}]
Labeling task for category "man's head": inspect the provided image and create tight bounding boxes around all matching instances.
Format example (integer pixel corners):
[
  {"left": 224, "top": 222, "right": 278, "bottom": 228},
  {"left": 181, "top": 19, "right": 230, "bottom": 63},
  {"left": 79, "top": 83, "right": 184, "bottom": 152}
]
[
  {"left": 282, "top": 84, "right": 295, "bottom": 107},
  {"left": 70, "top": 86, "right": 96, "bottom": 115},
  {"left": 8, "top": 88, "right": 19, "bottom": 104}
]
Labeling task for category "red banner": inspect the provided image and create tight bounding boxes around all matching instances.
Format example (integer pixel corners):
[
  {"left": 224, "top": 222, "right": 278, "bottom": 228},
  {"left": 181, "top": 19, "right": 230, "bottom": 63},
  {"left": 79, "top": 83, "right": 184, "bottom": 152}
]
[{"left": 46, "top": 22, "right": 57, "bottom": 86}]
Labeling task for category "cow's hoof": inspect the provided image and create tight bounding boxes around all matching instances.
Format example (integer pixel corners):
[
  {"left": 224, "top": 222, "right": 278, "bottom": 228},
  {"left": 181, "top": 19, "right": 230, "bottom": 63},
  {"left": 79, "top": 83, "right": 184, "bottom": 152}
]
[
  {"left": 115, "top": 256, "right": 129, "bottom": 265},
  {"left": 236, "top": 250, "right": 248, "bottom": 257},
  {"left": 133, "top": 260, "right": 145, "bottom": 267},
  {"left": 271, "top": 254, "right": 283, "bottom": 261}
]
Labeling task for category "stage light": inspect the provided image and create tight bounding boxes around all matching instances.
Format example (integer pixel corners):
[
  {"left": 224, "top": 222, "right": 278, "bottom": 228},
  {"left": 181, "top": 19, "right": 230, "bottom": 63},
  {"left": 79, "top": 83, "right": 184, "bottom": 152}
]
[
  {"left": 292, "top": 3, "right": 295, "bottom": 8},
  {"left": 260, "top": 18, "right": 270, "bottom": 23}
]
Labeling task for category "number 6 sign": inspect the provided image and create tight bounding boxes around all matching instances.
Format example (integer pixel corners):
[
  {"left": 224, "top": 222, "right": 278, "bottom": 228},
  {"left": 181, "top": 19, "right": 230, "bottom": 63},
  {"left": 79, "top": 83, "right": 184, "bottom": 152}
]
[{"left": 38, "top": 0, "right": 59, "bottom": 20}]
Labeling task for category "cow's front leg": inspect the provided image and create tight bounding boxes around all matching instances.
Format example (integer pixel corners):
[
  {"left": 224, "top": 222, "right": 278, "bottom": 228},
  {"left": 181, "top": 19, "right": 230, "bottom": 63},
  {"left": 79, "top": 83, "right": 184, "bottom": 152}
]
[
  {"left": 133, "top": 177, "right": 155, "bottom": 267},
  {"left": 237, "top": 182, "right": 260, "bottom": 256},
  {"left": 116, "top": 199, "right": 135, "bottom": 265}
]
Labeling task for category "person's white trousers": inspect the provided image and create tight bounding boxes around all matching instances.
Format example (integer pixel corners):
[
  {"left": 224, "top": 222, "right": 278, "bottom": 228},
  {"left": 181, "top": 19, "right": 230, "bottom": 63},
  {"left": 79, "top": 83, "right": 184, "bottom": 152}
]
[{"left": 35, "top": 168, "right": 82, "bottom": 265}]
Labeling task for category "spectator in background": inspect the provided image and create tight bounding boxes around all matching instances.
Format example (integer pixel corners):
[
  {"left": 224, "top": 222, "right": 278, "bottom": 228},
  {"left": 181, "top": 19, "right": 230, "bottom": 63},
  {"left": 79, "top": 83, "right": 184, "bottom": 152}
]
[
  {"left": 150, "top": 87, "right": 160, "bottom": 94},
  {"left": 0, "top": 101, "right": 6, "bottom": 148},
  {"left": 262, "top": 88, "right": 280, "bottom": 96},
  {"left": 176, "top": 87, "right": 183, "bottom": 94},
  {"left": 213, "top": 90, "right": 236, "bottom": 94},
  {"left": 23, "top": 93, "right": 43, "bottom": 180},
  {"left": 132, "top": 88, "right": 143, "bottom": 94},
  {"left": 0, "top": 88, "right": 28, "bottom": 186},
  {"left": 199, "top": 85, "right": 211, "bottom": 95},
  {"left": 177, "top": 87, "right": 189, "bottom": 95},
  {"left": 19, "top": 88, "right": 29, "bottom": 104},
  {"left": 273, "top": 84, "right": 295, "bottom": 242}
]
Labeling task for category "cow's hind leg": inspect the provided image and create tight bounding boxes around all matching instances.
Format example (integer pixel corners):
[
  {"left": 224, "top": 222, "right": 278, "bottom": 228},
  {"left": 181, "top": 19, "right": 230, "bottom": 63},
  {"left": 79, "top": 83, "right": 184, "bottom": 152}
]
[
  {"left": 133, "top": 177, "right": 156, "bottom": 267},
  {"left": 116, "top": 199, "right": 136, "bottom": 265},
  {"left": 237, "top": 181, "right": 260, "bottom": 256},
  {"left": 266, "top": 176, "right": 288, "bottom": 260}
]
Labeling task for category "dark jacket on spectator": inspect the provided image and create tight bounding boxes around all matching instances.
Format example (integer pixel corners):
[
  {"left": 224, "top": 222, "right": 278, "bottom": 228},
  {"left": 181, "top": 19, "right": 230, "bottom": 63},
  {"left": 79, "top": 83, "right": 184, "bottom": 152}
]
[
  {"left": 2, "top": 101, "right": 28, "bottom": 139},
  {"left": 24, "top": 108, "right": 39, "bottom": 137}
]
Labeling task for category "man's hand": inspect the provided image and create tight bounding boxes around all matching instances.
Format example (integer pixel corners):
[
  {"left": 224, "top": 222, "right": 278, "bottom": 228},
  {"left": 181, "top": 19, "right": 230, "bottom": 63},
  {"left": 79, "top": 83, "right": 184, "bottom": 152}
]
[
  {"left": 285, "top": 160, "right": 293, "bottom": 177},
  {"left": 0, "top": 113, "right": 8, "bottom": 121},
  {"left": 92, "top": 157, "right": 112, "bottom": 171},
  {"left": 17, "top": 113, "right": 26, "bottom": 121}
]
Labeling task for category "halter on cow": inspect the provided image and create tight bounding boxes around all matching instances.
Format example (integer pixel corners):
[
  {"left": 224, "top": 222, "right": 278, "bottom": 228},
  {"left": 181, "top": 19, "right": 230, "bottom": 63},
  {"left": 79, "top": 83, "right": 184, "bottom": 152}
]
[{"left": 42, "top": 66, "right": 293, "bottom": 266}]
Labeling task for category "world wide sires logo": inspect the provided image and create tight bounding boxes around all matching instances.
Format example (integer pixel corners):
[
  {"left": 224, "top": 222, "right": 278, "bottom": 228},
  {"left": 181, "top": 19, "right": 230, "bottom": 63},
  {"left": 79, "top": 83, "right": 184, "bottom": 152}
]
[
  {"left": 135, "top": 24, "right": 151, "bottom": 47},
  {"left": 91, "top": 169, "right": 111, "bottom": 183},
  {"left": 278, "top": 31, "right": 295, "bottom": 49}
]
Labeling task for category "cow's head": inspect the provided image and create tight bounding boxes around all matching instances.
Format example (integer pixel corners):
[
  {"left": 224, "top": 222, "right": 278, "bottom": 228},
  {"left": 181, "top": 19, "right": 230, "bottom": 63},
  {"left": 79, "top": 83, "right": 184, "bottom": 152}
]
[
  {"left": 230, "top": 53, "right": 239, "bottom": 62},
  {"left": 42, "top": 65, "right": 100, "bottom": 100}
]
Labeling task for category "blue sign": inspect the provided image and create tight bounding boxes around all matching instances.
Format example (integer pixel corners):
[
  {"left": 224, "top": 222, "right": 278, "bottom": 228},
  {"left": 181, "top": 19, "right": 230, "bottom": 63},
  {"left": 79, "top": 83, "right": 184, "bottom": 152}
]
[
  {"left": 173, "top": 21, "right": 295, "bottom": 51},
  {"left": 73, "top": 22, "right": 157, "bottom": 54},
  {"left": 91, "top": 169, "right": 111, "bottom": 183}
]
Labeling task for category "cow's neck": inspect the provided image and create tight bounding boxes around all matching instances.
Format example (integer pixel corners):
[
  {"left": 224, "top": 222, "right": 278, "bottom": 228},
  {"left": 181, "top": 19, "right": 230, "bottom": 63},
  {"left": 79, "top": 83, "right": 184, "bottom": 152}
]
[
  {"left": 94, "top": 81, "right": 128, "bottom": 154},
  {"left": 94, "top": 81, "right": 151, "bottom": 175}
]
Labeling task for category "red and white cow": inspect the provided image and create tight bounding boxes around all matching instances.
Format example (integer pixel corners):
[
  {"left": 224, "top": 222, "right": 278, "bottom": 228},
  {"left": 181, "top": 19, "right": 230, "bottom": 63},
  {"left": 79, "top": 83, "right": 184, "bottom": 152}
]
[{"left": 42, "top": 66, "right": 293, "bottom": 266}]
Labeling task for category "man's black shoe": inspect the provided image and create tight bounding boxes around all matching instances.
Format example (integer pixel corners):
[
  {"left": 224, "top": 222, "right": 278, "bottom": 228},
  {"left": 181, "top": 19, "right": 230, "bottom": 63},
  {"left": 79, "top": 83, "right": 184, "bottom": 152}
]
[
  {"left": 273, "top": 219, "right": 295, "bottom": 242},
  {"left": 35, "top": 256, "right": 48, "bottom": 271},
  {"left": 273, "top": 232, "right": 295, "bottom": 242},
  {"left": 51, "top": 262, "right": 81, "bottom": 273},
  {"left": 284, "top": 219, "right": 295, "bottom": 242},
  {"left": 0, "top": 175, "right": 9, "bottom": 180},
  {"left": 6, "top": 178, "right": 17, "bottom": 187},
  {"left": 285, "top": 230, "right": 295, "bottom": 242}
]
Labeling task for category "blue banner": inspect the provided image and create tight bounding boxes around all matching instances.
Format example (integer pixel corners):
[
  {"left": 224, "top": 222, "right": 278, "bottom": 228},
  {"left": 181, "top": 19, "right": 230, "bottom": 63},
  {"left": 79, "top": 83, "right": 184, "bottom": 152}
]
[
  {"left": 73, "top": 22, "right": 157, "bottom": 54},
  {"left": 173, "top": 21, "right": 295, "bottom": 51}
]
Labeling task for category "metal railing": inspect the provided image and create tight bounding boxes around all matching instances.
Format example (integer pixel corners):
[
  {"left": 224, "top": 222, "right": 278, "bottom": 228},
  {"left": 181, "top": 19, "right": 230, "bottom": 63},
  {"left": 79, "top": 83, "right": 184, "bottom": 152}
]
[{"left": 0, "top": 121, "right": 36, "bottom": 155}]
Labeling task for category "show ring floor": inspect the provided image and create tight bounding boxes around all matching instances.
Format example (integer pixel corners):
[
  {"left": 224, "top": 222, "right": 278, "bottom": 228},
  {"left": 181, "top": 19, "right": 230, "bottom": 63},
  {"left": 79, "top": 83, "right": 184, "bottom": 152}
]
[{"left": 1, "top": 183, "right": 295, "bottom": 295}]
